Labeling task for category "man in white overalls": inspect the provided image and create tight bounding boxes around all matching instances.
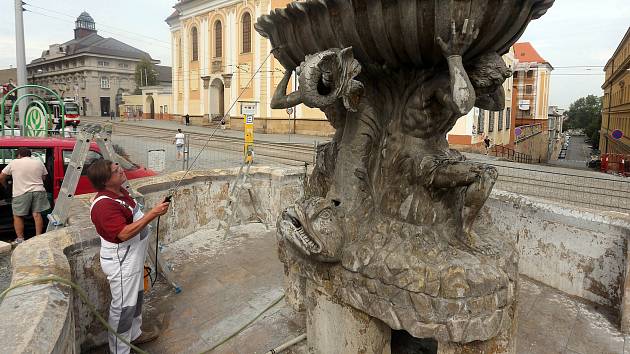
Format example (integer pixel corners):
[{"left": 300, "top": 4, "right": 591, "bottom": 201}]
[{"left": 87, "top": 159, "right": 170, "bottom": 353}]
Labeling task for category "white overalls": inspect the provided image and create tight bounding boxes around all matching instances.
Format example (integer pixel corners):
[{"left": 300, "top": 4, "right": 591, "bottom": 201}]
[{"left": 91, "top": 195, "right": 150, "bottom": 354}]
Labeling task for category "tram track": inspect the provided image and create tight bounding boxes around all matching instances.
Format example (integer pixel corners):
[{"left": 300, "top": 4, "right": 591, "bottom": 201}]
[{"left": 104, "top": 121, "right": 320, "bottom": 165}]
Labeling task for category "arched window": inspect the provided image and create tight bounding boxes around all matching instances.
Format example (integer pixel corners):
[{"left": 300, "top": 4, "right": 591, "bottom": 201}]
[
  {"left": 241, "top": 12, "right": 251, "bottom": 53},
  {"left": 191, "top": 27, "right": 198, "bottom": 61},
  {"left": 214, "top": 20, "right": 222, "bottom": 57}
]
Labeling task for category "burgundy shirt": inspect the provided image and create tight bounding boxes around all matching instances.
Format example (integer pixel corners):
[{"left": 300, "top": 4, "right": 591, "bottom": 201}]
[{"left": 90, "top": 188, "right": 136, "bottom": 243}]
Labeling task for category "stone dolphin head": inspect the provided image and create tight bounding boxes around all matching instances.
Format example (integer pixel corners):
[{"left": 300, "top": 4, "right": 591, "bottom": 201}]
[{"left": 277, "top": 197, "right": 344, "bottom": 262}]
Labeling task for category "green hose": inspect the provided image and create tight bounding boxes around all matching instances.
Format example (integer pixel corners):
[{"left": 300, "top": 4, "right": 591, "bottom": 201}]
[{"left": 0, "top": 275, "right": 149, "bottom": 354}]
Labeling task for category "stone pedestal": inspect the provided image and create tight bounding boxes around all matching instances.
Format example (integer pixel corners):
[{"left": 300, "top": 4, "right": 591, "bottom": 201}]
[
  {"left": 437, "top": 308, "right": 517, "bottom": 354},
  {"left": 306, "top": 281, "right": 391, "bottom": 354}
]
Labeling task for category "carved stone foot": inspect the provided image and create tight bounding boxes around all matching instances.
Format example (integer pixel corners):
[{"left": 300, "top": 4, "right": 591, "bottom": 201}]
[{"left": 306, "top": 281, "right": 391, "bottom": 354}]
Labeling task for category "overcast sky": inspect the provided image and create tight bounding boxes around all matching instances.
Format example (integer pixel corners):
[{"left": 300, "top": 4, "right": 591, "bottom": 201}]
[{"left": 1, "top": 0, "right": 628, "bottom": 109}]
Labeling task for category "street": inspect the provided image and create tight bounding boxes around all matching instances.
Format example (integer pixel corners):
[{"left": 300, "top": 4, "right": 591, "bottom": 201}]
[{"left": 565, "top": 135, "right": 592, "bottom": 161}]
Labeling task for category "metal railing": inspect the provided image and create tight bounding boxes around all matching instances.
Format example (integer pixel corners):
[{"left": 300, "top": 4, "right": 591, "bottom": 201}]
[{"left": 491, "top": 144, "right": 534, "bottom": 164}]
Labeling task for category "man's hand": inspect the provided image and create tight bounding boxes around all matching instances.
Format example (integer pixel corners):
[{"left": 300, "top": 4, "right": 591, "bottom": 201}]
[
  {"left": 436, "top": 19, "right": 480, "bottom": 58},
  {"left": 150, "top": 201, "right": 170, "bottom": 217}
]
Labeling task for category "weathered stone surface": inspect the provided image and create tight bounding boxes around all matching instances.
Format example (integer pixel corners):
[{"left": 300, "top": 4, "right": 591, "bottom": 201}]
[
  {"left": 259, "top": 0, "right": 554, "bottom": 350},
  {"left": 0, "top": 241, "right": 10, "bottom": 255},
  {"left": 306, "top": 282, "right": 391, "bottom": 354}
]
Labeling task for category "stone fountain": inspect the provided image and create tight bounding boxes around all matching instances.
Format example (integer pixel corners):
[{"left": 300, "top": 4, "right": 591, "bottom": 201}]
[{"left": 255, "top": 1, "right": 554, "bottom": 353}]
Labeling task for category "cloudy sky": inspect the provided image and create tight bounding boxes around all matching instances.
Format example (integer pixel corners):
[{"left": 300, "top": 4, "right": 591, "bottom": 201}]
[{"left": 1, "top": 0, "right": 628, "bottom": 109}]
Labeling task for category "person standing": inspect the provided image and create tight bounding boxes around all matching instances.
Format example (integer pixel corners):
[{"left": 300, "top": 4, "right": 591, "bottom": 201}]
[
  {"left": 87, "top": 159, "right": 170, "bottom": 353},
  {"left": 0, "top": 147, "right": 50, "bottom": 244},
  {"left": 173, "top": 128, "right": 185, "bottom": 161},
  {"left": 184, "top": 114, "right": 190, "bottom": 126},
  {"left": 484, "top": 136, "right": 491, "bottom": 155}
]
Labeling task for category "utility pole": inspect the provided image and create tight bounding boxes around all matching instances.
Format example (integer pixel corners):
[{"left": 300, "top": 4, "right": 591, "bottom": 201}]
[
  {"left": 14, "top": 0, "right": 27, "bottom": 126},
  {"left": 144, "top": 68, "right": 148, "bottom": 86}
]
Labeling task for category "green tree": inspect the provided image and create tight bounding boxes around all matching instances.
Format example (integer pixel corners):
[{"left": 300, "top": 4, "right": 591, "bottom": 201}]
[
  {"left": 134, "top": 58, "right": 159, "bottom": 93},
  {"left": 565, "top": 95, "right": 602, "bottom": 148}
]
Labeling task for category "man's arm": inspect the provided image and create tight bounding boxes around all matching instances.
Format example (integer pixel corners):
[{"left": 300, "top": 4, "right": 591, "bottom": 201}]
[
  {"left": 270, "top": 70, "right": 303, "bottom": 109},
  {"left": 117, "top": 201, "right": 170, "bottom": 241},
  {"left": 0, "top": 172, "right": 8, "bottom": 188}
]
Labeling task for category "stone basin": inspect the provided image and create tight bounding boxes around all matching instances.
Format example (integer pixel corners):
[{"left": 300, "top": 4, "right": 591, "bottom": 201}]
[{"left": 255, "top": 0, "right": 555, "bottom": 70}]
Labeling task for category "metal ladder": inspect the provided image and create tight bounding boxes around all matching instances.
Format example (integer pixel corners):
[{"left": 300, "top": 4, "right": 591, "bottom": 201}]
[
  {"left": 217, "top": 154, "right": 268, "bottom": 237},
  {"left": 46, "top": 123, "right": 132, "bottom": 232},
  {"left": 45, "top": 123, "right": 182, "bottom": 293}
]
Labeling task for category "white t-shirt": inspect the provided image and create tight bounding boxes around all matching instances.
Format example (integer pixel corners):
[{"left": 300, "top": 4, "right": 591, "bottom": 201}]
[
  {"left": 174, "top": 132, "right": 185, "bottom": 146},
  {"left": 64, "top": 126, "right": 74, "bottom": 138},
  {"left": 1, "top": 157, "right": 47, "bottom": 197}
]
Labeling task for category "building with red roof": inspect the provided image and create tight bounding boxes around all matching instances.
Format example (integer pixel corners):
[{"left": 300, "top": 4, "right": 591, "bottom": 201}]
[{"left": 511, "top": 42, "right": 553, "bottom": 144}]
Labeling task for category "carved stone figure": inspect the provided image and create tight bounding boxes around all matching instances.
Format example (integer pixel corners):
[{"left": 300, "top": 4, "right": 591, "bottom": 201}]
[{"left": 257, "top": 1, "right": 554, "bottom": 352}]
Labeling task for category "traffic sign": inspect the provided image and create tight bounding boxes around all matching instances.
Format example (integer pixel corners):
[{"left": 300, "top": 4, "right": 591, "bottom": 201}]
[
  {"left": 611, "top": 129, "right": 624, "bottom": 140},
  {"left": 514, "top": 127, "right": 522, "bottom": 137}
]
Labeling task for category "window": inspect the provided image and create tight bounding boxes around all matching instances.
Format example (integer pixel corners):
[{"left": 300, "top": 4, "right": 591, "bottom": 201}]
[
  {"left": 214, "top": 20, "right": 223, "bottom": 57},
  {"left": 478, "top": 110, "right": 485, "bottom": 134},
  {"left": 191, "top": 27, "right": 198, "bottom": 61},
  {"left": 97, "top": 60, "right": 110, "bottom": 67},
  {"left": 242, "top": 12, "right": 251, "bottom": 53},
  {"left": 118, "top": 63, "right": 129, "bottom": 68},
  {"left": 100, "top": 77, "right": 110, "bottom": 89},
  {"left": 0, "top": 148, "right": 47, "bottom": 166},
  {"left": 163, "top": 105, "right": 168, "bottom": 113},
  {"left": 525, "top": 85, "right": 533, "bottom": 94},
  {"left": 506, "top": 108, "right": 511, "bottom": 129},
  {"left": 488, "top": 112, "right": 495, "bottom": 132},
  {"left": 526, "top": 70, "right": 533, "bottom": 78},
  {"left": 513, "top": 71, "right": 518, "bottom": 78},
  {"left": 63, "top": 150, "right": 102, "bottom": 175},
  {"left": 498, "top": 110, "right": 504, "bottom": 130}
]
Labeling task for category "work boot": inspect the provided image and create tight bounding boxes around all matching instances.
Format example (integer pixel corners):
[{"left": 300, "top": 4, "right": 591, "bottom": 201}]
[{"left": 131, "top": 325, "right": 160, "bottom": 345}]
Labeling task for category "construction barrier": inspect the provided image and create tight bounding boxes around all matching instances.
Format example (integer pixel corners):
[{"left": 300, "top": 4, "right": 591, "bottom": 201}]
[{"left": 601, "top": 153, "right": 630, "bottom": 176}]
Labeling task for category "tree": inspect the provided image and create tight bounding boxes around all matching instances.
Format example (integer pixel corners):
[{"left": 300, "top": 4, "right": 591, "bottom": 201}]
[
  {"left": 134, "top": 58, "right": 159, "bottom": 93},
  {"left": 565, "top": 95, "right": 602, "bottom": 148}
]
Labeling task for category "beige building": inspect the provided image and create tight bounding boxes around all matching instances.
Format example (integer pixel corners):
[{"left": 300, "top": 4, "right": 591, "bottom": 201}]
[
  {"left": 166, "top": 0, "right": 333, "bottom": 135},
  {"left": 447, "top": 48, "right": 516, "bottom": 151},
  {"left": 27, "top": 12, "right": 162, "bottom": 117},
  {"left": 600, "top": 28, "right": 630, "bottom": 155}
]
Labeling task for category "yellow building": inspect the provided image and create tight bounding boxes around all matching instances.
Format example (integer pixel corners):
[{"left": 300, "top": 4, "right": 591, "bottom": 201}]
[
  {"left": 166, "top": 0, "right": 332, "bottom": 135},
  {"left": 601, "top": 28, "right": 630, "bottom": 154}
]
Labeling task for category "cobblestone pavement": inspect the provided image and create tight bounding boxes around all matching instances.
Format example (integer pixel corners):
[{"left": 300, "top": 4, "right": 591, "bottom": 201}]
[
  {"left": 109, "top": 129, "right": 304, "bottom": 174},
  {"left": 124, "top": 223, "right": 628, "bottom": 354},
  {"left": 81, "top": 116, "right": 330, "bottom": 146}
]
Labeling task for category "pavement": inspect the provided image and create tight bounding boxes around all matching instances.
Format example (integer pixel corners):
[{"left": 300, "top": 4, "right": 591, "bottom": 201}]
[
  {"left": 90, "top": 222, "right": 627, "bottom": 354},
  {"left": 81, "top": 116, "right": 330, "bottom": 146}
]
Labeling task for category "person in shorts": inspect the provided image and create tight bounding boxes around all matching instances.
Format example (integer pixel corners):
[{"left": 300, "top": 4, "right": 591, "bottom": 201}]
[
  {"left": 0, "top": 147, "right": 50, "bottom": 244},
  {"left": 173, "top": 128, "right": 185, "bottom": 161}
]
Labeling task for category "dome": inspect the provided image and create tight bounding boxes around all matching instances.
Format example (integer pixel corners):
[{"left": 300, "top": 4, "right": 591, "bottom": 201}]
[{"left": 75, "top": 11, "right": 95, "bottom": 30}]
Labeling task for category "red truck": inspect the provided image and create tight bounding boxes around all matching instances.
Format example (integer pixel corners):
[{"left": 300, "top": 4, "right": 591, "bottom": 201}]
[{"left": 0, "top": 136, "right": 156, "bottom": 239}]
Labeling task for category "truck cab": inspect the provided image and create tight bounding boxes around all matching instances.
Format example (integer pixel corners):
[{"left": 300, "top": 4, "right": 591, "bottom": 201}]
[{"left": 0, "top": 136, "right": 155, "bottom": 240}]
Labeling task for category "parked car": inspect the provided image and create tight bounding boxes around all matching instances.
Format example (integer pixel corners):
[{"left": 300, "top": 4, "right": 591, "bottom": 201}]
[{"left": 0, "top": 136, "right": 156, "bottom": 239}]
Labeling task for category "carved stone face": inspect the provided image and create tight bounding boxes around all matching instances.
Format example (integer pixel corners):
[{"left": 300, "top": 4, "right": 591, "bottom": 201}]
[{"left": 277, "top": 197, "right": 344, "bottom": 262}]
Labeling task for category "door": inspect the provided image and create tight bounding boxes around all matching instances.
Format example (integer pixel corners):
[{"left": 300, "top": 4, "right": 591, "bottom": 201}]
[{"left": 100, "top": 97, "right": 110, "bottom": 117}]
